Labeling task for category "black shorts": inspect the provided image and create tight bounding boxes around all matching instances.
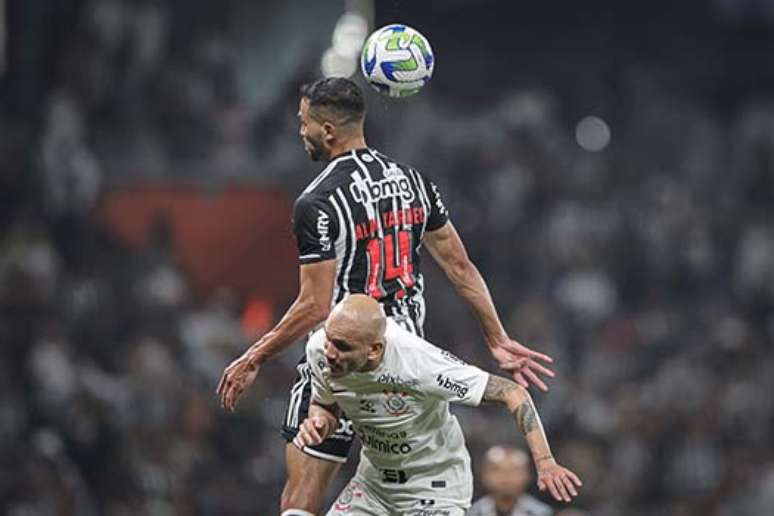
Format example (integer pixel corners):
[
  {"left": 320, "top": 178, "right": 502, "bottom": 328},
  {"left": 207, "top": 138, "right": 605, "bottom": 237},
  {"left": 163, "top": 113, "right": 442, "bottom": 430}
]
[
  {"left": 281, "top": 315, "right": 421, "bottom": 463},
  {"left": 280, "top": 354, "right": 355, "bottom": 463}
]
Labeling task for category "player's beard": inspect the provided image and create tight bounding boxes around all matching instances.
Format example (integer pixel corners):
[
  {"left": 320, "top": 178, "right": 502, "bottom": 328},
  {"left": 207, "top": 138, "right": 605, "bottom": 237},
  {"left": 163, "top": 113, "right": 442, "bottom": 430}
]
[{"left": 303, "top": 135, "right": 326, "bottom": 162}]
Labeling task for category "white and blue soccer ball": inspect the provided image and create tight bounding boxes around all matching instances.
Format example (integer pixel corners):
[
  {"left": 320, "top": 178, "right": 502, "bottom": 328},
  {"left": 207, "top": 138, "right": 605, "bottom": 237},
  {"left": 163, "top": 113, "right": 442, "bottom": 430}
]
[{"left": 360, "top": 24, "right": 434, "bottom": 98}]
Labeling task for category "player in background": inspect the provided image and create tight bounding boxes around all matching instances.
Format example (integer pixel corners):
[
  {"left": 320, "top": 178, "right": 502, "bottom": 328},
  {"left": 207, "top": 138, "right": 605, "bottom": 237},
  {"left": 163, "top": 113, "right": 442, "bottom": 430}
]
[
  {"left": 217, "top": 78, "right": 554, "bottom": 515},
  {"left": 294, "top": 295, "right": 581, "bottom": 515},
  {"left": 468, "top": 446, "right": 554, "bottom": 516}
]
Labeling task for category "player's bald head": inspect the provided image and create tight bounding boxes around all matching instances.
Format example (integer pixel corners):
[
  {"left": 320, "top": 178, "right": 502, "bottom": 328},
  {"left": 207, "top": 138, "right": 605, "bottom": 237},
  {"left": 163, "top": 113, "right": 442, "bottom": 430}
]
[{"left": 327, "top": 294, "right": 386, "bottom": 345}]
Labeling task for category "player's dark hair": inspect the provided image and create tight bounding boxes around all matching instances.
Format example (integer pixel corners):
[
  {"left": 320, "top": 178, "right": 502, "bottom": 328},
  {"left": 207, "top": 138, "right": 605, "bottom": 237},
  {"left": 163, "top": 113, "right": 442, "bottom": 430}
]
[{"left": 300, "top": 78, "right": 365, "bottom": 126}]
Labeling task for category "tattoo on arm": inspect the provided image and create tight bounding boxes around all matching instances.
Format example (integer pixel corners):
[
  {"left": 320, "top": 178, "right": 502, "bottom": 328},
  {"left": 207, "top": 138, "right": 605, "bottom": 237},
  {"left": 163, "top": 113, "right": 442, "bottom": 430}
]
[
  {"left": 482, "top": 375, "right": 539, "bottom": 435},
  {"left": 483, "top": 375, "right": 549, "bottom": 462},
  {"left": 514, "top": 399, "right": 537, "bottom": 434},
  {"left": 482, "top": 375, "right": 516, "bottom": 403}
]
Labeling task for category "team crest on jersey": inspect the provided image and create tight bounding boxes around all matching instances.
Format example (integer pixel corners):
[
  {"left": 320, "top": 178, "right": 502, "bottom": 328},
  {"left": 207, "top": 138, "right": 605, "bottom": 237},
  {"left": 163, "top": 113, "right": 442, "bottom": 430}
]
[
  {"left": 383, "top": 389, "right": 412, "bottom": 416},
  {"left": 333, "top": 480, "right": 364, "bottom": 512}
]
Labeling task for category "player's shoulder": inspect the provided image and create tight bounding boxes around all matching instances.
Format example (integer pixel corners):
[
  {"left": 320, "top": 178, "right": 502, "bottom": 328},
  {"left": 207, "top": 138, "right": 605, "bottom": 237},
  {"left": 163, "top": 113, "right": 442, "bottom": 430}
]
[
  {"left": 301, "top": 152, "right": 358, "bottom": 196},
  {"left": 384, "top": 319, "right": 427, "bottom": 351},
  {"left": 370, "top": 149, "right": 420, "bottom": 177},
  {"left": 517, "top": 493, "right": 555, "bottom": 516},
  {"left": 384, "top": 320, "right": 466, "bottom": 365}
]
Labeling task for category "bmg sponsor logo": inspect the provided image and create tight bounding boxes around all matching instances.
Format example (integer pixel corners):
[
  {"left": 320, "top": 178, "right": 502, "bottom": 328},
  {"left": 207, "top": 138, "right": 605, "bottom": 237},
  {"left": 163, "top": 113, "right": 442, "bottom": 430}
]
[
  {"left": 435, "top": 374, "right": 469, "bottom": 398},
  {"left": 350, "top": 174, "right": 415, "bottom": 205}
]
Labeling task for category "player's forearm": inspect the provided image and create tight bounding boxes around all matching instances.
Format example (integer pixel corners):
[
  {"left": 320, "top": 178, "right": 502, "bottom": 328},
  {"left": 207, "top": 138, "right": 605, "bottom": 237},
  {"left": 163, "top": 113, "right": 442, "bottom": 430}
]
[
  {"left": 483, "top": 375, "right": 554, "bottom": 467},
  {"left": 245, "top": 295, "right": 329, "bottom": 366},
  {"left": 447, "top": 259, "right": 507, "bottom": 345}
]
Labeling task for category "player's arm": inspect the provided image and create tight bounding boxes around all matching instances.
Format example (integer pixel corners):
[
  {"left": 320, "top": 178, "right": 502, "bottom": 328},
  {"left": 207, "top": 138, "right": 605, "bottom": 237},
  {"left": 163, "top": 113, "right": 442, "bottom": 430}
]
[
  {"left": 482, "top": 374, "right": 582, "bottom": 503},
  {"left": 218, "top": 193, "right": 339, "bottom": 411},
  {"left": 424, "top": 222, "right": 554, "bottom": 390},
  {"left": 217, "top": 259, "right": 336, "bottom": 411},
  {"left": 293, "top": 401, "right": 340, "bottom": 449},
  {"left": 245, "top": 260, "right": 336, "bottom": 365}
]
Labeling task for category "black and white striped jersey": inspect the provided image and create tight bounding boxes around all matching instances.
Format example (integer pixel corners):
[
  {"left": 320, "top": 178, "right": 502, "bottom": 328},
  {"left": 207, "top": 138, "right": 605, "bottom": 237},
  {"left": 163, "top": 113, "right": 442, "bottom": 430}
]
[{"left": 292, "top": 147, "right": 449, "bottom": 337}]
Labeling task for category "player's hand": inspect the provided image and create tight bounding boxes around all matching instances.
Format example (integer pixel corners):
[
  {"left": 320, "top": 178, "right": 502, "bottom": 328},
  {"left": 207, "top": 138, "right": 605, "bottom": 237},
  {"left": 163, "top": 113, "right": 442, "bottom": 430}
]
[
  {"left": 537, "top": 459, "right": 583, "bottom": 503},
  {"left": 293, "top": 416, "right": 331, "bottom": 449},
  {"left": 216, "top": 353, "right": 260, "bottom": 411},
  {"left": 489, "top": 338, "right": 554, "bottom": 391}
]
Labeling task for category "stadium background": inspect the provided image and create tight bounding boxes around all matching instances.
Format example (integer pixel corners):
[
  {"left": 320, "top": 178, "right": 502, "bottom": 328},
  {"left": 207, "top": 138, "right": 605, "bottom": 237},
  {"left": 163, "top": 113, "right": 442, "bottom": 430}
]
[{"left": 2, "top": 0, "right": 774, "bottom": 514}]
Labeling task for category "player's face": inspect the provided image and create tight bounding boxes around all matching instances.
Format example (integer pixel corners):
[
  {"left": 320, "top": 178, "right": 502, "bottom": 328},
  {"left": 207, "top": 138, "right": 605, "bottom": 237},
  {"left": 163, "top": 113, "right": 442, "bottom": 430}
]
[
  {"left": 298, "top": 98, "right": 327, "bottom": 162},
  {"left": 323, "top": 329, "right": 371, "bottom": 378}
]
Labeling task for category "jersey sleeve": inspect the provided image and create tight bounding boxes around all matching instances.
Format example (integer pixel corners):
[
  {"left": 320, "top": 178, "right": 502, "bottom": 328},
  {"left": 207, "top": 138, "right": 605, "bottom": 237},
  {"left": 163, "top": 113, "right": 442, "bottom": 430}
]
[
  {"left": 413, "top": 341, "right": 489, "bottom": 406},
  {"left": 421, "top": 175, "right": 449, "bottom": 232},
  {"left": 306, "top": 330, "right": 336, "bottom": 407},
  {"left": 292, "top": 194, "right": 340, "bottom": 264}
]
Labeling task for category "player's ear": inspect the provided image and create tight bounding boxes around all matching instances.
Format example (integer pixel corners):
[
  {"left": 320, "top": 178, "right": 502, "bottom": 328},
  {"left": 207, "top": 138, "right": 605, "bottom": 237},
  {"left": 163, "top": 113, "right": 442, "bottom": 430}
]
[
  {"left": 321, "top": 121, "right": 336, "bottom": 144},
  {"left": 368, "top": 341, "right": 383, "bottom": 360}
]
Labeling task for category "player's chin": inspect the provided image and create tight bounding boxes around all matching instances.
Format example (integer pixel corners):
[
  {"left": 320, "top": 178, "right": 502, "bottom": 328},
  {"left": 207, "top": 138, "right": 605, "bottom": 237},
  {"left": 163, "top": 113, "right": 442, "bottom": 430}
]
[
  {"left": 303, "top": 143, "right": 322, "bottom": 162},
  {"left": 328, "top": 364, "right": 346, "bottom": 377}
]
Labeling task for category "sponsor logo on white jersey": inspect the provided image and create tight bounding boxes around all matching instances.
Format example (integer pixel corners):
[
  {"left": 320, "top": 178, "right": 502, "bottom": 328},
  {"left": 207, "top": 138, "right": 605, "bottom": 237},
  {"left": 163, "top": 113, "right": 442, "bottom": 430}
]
[
  {"left": 439, "top": 350, "right": 467, "bottom": 365},
  {"left": 377, "top": 372, "right": 420, "bottom": 388},
  {"left": 435, "top": 374, "right": 469, "bottom": 398}
]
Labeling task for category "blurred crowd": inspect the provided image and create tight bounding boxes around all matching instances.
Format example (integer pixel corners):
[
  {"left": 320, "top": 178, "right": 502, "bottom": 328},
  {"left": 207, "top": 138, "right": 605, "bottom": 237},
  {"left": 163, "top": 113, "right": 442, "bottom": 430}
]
[{"left": 2, "top": 0, "right": 774, "bottom": 515}]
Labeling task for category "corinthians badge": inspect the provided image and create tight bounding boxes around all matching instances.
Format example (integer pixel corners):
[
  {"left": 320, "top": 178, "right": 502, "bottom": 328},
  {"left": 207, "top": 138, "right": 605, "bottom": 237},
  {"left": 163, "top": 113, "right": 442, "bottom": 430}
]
[{"left": 383, "top": 389, "right": 412, "bottom": 416}]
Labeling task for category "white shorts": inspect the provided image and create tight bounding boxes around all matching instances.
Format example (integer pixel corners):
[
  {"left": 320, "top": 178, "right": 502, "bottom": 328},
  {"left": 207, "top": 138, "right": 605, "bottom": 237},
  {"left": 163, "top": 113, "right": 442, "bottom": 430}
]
[{"left": 326, "top": 477, "right": 467, "bottom": 516}]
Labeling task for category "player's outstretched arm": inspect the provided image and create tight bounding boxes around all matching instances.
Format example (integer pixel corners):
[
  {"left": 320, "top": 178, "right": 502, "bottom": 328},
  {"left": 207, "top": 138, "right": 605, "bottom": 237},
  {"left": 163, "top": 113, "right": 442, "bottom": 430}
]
[
  {"left": 217, "top": 260, "right": 337, "bottom": 411},
  {"left": 293, "top": 402, "right": 340, "bottom": 449},
  {"left": 424, "top": 222, "right": 554, "bottom": 390},
  {"left": 482, "top": 374, "right": 583, "bottom": 503}
]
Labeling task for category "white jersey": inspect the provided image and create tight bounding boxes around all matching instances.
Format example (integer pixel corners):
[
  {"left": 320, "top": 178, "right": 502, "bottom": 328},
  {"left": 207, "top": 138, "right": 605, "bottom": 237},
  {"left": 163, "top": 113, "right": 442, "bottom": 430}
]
[{"left": 307, "top": 319, "right": 490, "bottom": 511}]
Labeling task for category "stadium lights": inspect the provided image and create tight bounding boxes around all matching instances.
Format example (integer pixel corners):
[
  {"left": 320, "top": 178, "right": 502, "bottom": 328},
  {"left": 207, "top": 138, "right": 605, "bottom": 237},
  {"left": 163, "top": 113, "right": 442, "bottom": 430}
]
[
  {"left": 321, "top": 5, "right": 371, "bottom": 78},
  {"left": 576, "top": 115, "right": 611, "bottom": 152}
]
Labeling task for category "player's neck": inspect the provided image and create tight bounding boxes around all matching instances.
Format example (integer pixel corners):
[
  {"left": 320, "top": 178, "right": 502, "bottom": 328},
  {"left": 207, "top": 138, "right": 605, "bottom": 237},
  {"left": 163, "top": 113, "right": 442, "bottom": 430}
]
[{"left": 326, "top": 136, "right": 367, "bottom": 161}]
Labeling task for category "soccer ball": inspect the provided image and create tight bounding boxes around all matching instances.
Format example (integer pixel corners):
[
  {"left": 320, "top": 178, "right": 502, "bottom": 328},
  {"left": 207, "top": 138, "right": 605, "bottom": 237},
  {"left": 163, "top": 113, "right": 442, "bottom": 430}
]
[{"left": 360, "top": 24, "right": 434, "bottom": 98}]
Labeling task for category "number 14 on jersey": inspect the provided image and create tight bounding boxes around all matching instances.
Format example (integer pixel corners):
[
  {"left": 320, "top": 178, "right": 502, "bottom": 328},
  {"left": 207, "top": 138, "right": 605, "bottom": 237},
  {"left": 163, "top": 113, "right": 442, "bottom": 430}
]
[{"left": 366, "top": 230, "right": 415, "bottom": 299}]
